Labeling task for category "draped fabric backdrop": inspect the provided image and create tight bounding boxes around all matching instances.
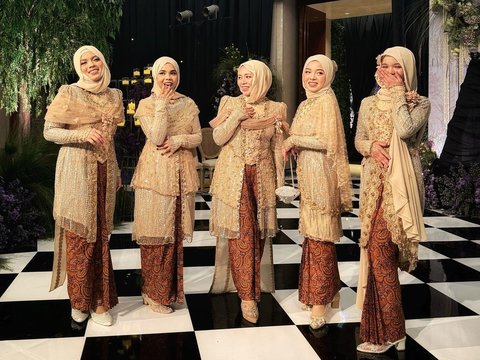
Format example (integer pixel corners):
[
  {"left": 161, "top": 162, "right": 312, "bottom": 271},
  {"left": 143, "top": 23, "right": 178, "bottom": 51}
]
[
  {"left": 343, "top": 0, "right": 429, "bottom": 161},
  {"left": 391, "top": 0, "right": 429, "bottom": 96},
  {"left": 343, "top": 14, "right": 393, "bottom": 161},
  {"left": 111, "top": 0, "right": 274, "bottom": 126}
]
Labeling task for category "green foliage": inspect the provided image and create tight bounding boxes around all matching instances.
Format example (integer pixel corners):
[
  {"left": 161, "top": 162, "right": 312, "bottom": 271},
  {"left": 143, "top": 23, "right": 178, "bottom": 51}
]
[
  {"left": 330, "top": 21, "right": 354, "bottom": 157},
  {"left": 432, "top": 0, "right": 480, "bottom": 53},
  {"left": 0, "top": 129, "right": 59, "bottom": 235},
  {"left": 0, "top": 0, "right": 123, "bottom": 117},
  {"left": 212, "top": 45, "right": 245, "bottom": 83},
  {"left": 212, "top": 44, "right": 281, "bottom": 112}
]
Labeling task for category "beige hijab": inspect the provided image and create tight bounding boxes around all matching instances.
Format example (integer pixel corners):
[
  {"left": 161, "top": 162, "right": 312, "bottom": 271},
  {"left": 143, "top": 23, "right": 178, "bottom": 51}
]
[
  {"left": 210, "top": 60, "right": 288, "bottom": 132},
  {"left": 239, "top": 59, "right": 272, "bottom": 104},
  {"left": 377, "top": 46, "right": 417, "bottom": 92},
  {"left": 73, "top": 45, "right": 111, "bottom": 94},
  {"left": 302, "top": 54, "right": 338, "bottom": 98},
  {"left": 151, "top": 56, "right": 181, "bottom": 95}
]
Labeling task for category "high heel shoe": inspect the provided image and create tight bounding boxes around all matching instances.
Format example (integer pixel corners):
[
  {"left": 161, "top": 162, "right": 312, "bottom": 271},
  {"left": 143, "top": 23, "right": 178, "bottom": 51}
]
[
  {"left": 301, "top": 304, "right": 312, "bottom": 311},
  {"left": 309, "top": 293, "right": 340, "bottom": 330},
  {"left": 241, "top": 300, "right": 259, "bottom": 324},
  {"left": 331, "top": 293, "right": 340, "bottom": 309},
  {"left": 310, "top": 304, "right": 327, "bottom": 330},
  {"left": 356, "top": 337, "right": 406, "bottom": 354},
  {"left": 142, "top": 293, "right": 173, "bottom": 314}
]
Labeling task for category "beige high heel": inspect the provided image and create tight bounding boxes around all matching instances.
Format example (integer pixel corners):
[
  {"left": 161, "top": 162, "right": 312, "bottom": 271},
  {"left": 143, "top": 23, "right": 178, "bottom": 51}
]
[
  {"left": 331, "top": 293, "right": 340, "bottom": 309},
  {"left": 241, "top": 300, "right": 259, "bottom": 324},
  {"left": 309, "top": 293, "right": 340, "bottom": 330},
  {"left": 142, "top": 293, "right": 173, "bottom": 314},
  {"left": 310, "top": 305, "right": 326, "bottom": 330},
  {"left": 357, "top": 337, "right": 406, "bottom": 354}
]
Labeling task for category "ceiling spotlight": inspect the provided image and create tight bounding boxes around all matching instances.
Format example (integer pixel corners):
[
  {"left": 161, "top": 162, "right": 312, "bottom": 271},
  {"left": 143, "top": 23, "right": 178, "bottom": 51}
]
[
  {"left": 176, "top": 10, "right": 193, "bottom": 23},
  {"left": 203, "top": 4, "right": 219, "bottom": 20}
]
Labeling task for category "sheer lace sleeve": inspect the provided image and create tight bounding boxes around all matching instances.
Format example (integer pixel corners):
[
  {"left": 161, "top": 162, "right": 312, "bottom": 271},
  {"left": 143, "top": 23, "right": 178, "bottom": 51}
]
[
  {"left": 170, "top": 114, "right": 202, "bottom": 152},
  {"left": 137, "top": 98, "right": 169, "bottom": 146},
  {"left": 287, "top": 134, "right": 326, "bottom": 151},
  {"left": 355, "top": 98, "right": 375, "bottom": 157},
  {"left": 391, "top": 86, "right": 430, "bottom": 139},
  {"left": 43, "top": 121, "right": 91, "bottom": 144},
  {"left": 213, "top": 97, "right": 245, "bottom": 146}
]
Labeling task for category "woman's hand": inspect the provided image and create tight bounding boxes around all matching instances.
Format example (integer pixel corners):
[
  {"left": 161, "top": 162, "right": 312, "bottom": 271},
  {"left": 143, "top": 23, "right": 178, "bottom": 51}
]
[
  {"left": 116, "top": 176, "right": 122, "bottom": 191},
  {"left": 375, "top": 68, "right": 404, "bottom": 89},
  {"left": 282, "top": 143, "right": 298, "bottom": 161},
  {"left": 157, "top": 137, "right": 175, "bottom": 157},
  {"left": 371, "top": 141, "right": 390, "bottom": 168},
  {"left": 154, "top": 84, "right": 175, "bottom": 100},
  {"left": 244, "top": 105, "right": 256, "bottom": 118},
  {"left": 86, "top": 128, "right": 105, "bottom": 146}
]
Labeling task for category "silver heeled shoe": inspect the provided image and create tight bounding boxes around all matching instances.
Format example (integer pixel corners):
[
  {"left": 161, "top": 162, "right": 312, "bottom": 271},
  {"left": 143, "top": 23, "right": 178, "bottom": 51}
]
[
  {"left": 142, "top": 293, "right": 174, "bottom": 314},
  {"left": 309, "top": 293, "right": 340, "bottom": 330},
  {"left": 357, "top": 337, "right": 406, "bottom": 354},
  {"left": 241, "top": 300, "right": 259, "bottom": 324}
]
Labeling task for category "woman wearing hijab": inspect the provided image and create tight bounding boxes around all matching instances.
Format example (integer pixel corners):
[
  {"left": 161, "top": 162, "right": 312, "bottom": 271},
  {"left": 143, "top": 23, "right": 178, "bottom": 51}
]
[
  {"left": 209, "top": 60, "right": 288, "bottom": 324},
  {"left": 283, "top": 55, "right": 351, "bottom": 330},
  {"left": 355, "top": 47, "right": 430, "bottom": 353},
  {"left": 131, "top": 56, "right": 201, "bottom": 314},
  {"left": 44, "top": 45, "right": 124, "bottom": 326}
]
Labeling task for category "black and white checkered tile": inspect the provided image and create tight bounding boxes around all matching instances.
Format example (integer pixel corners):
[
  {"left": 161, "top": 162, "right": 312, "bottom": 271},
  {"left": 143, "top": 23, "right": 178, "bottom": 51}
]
[{"left": 1, "top": 179, "right": 480, "bottom": 360}]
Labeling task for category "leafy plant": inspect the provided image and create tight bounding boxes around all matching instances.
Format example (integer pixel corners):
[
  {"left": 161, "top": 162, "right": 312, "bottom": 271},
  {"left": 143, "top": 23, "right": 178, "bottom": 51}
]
[
  {"left": 0, "top": 177, "right": 46, "bottom": 252},
  {"left": 212, "top": 44, "right": 280, "bottom": 113},
  {"left": 0, "top": 0, "right": 123, "bottom": 137},
  {"left": 432, "top": 0, "right": 480, "bottom": 53},
  {"left": 331, "top": 20, "right": 354, "bottom": 159},
  {"left": 0, "top": 131, "right": 58, "bottom": 235}
]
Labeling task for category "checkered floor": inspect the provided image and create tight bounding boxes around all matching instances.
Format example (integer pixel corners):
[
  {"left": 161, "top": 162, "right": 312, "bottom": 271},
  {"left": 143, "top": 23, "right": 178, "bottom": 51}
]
[{"left": 1, "top": 179, "right": 480, "bottom": 360}]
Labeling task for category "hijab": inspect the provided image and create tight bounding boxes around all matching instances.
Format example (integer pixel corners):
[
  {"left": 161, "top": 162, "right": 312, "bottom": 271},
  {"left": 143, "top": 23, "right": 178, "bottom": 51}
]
[
  {"left": 151, "top": 56, "right": 180, "bottom": 95},
  {"left": 302, "top": 54, "right": 337, "bottom": 98},
  {"left": 73, "top": 45, "right": 110, "bottom": 94},
  {"left": 376, "top": 46, "right": 417, "bottom": 92},
  {"left": 238, "top": 60, "right": 272, "bottom": 104}
]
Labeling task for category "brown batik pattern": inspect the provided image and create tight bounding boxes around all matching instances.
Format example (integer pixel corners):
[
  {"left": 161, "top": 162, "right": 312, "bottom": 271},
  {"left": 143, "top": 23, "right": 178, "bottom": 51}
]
[
  {"left": 298, "top": 238, "right": 341, "bottom": 305},
  {"left": 360, "top": 193, "right": 406, "bottom": 344},
  {"left": 229, "top": 165, "right": 265, "bottom": 302},
  {"left": 66, "top": 162, "right": 118, "bottom": 312},
  {"left": 140, "top": 195, "right": 184, "bottom": 305}
]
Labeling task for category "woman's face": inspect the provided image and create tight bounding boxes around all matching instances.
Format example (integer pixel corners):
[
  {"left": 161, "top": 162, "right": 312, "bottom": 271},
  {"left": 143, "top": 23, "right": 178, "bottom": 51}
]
[
  {"left": 303, "top": 60, "right": 326, "bottom": 93},
  {"left": 80, "top": 51, "right": 104, "bottom": 82},
  {"left": 380, "top": 55, "right": 404, "bottom": 80},
  {"left": 157, "top": 63, "right": 178, "bottom": 90},
  {"left": 237, "top": 66, "right": 254, "bottom": 96}
]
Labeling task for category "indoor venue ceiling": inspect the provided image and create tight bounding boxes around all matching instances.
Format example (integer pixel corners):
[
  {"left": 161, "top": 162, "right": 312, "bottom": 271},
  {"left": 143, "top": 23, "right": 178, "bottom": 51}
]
[{"left": 309, "top": 0, "right": 392, "bottom": 19}]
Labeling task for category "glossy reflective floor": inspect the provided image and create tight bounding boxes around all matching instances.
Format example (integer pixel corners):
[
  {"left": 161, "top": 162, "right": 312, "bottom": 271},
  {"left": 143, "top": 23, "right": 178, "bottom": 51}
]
[{"left": 1, "top": 179, "right": 480, "bottom": 359}]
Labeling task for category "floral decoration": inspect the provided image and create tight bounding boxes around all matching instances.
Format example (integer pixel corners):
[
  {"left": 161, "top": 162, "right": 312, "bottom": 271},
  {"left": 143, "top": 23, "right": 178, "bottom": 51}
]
[{"left": 432, "top": 0, "right": 480, "bottom": 53}]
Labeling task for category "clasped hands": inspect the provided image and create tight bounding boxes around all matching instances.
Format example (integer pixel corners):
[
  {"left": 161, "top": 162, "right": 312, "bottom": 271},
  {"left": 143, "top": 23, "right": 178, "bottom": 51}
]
[
  {"left": 371, "top": 141, "right": 390, "bottom": 168},
  {"left": 157, "top": 137, "right": 175, "bottom": 157}
]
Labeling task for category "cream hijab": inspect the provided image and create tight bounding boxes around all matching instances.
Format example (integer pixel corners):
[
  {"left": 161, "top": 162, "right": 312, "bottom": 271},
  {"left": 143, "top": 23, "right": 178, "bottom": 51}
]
[
  {"left": 152, "top": 56, "right": 181, "bottom": 95},
  {"left": 238, "top": 60, "right": 272, "bottom": 104},
  {"left": 377, "top": 46, "right": 417, "bottom": 92},
  {"left": 302, "top": 54, "right": 337, "bottom": 98},
  {"left": 73, "top": 45, "right": 111, "bottom": 94}
]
